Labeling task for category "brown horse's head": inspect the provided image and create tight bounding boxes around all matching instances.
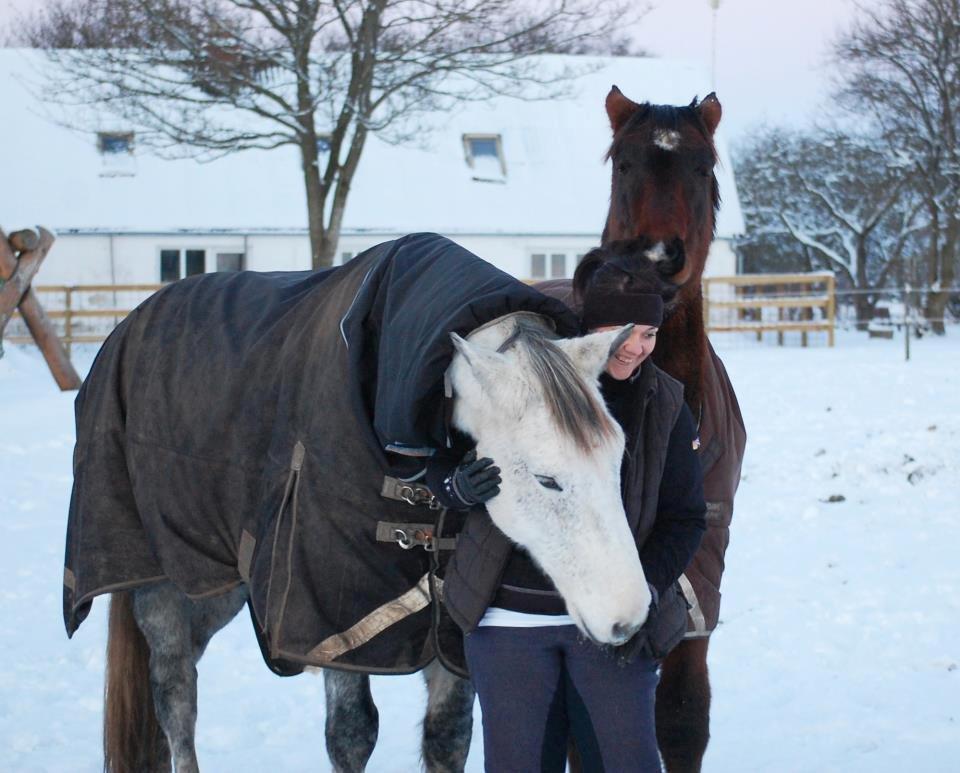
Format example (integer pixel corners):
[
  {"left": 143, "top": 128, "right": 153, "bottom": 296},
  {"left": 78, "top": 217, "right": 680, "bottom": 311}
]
[{"left": 602, "top": 86, "right": 722, "bottom": 289}]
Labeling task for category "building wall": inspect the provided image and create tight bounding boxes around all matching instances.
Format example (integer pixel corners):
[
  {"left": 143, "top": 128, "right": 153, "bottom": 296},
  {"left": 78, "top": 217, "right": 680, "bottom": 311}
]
[{"left": 33, "top": 231, "right": 738, "bottom": 287}]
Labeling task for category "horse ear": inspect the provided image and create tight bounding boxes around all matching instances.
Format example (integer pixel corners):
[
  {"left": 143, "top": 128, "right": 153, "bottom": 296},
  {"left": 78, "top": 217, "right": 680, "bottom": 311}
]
[
  {"left": 554, "top": 325, "right": 634, "bottom": 380},
  {"left": 449, "top": 333, "right": 507, "bottom": 387},
  {"left": 606, "top": 86, "right": 641, "bottom": 134},
  {"left": 697, "top": 93, "right": 722, "bottom": 135}
]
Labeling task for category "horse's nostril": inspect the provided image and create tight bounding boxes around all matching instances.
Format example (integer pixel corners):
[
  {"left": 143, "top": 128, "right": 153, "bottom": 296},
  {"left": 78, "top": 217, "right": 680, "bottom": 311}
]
[
  {"left": 611, "top": 620, "right": 641, "bottom": 643},
  {"left": 665, "top": 238, "right": 686, "bottom": 269}
]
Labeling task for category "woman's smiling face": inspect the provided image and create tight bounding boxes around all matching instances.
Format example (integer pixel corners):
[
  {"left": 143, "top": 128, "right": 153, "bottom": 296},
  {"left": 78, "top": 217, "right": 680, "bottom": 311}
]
[{"left": 594, "top": 324, "right": 658, "bottom": 380}]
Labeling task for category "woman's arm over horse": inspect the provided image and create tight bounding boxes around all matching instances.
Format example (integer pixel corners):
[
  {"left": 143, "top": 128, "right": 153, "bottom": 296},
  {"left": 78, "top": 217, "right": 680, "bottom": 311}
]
[{"left": 639, "top": 404, "right": 706, "bottom": 595}]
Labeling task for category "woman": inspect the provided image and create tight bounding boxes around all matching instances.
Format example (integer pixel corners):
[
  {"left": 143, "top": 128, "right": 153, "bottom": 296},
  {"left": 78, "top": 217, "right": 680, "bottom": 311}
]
[{"left": 431, "top": 245, "right": 707, "bottom": 772}]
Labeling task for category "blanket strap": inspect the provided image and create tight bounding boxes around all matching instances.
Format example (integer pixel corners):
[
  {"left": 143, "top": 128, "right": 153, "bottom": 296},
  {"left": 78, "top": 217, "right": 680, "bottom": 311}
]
[
  {"left": 678, "top": 572, "right": 709, "bottom": 639},
  {"left": 307, "top": 572, "right": 435, "bottom": 662},
  {"left": 380, "top": 475, "right": 441, "bottom": 510},
  {"left": 376, "top": 521, "right": 457, "bottom": 552}
]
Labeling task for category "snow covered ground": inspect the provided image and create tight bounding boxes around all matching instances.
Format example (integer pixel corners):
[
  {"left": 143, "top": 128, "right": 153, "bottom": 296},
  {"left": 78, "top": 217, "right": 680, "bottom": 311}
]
[{"left": 1, "top": 330, "right": 957, "bottom": 771}]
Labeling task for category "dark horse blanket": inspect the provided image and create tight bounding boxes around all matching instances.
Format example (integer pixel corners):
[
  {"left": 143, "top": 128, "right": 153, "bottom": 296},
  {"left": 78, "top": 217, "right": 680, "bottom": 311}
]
[{"left": 64, "top": 233, "right": 577, "bottom": 676}]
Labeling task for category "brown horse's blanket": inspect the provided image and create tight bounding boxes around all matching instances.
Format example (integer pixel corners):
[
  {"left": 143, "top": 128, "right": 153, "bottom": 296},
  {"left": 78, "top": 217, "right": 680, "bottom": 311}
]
[
  {"left": 680, "top": 343, "right": 746, "bottom": 636},
  {"left": 534, "top": 279, "right": 745, "bottom": 638},
  {"left": 63, "top": 233, "right": 576, "bottom": 676}
]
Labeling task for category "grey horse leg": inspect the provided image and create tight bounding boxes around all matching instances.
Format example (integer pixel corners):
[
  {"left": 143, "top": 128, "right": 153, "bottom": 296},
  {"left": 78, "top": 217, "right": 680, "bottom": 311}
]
[
  {"left": 132, "top": 581, "right": 248, "bottom": 773},
  {"left": 421, "top": 661, "right": 475, "bottom": 773},
  {"left": 324, "top": 669, "right": 379, "bottom": 772}
]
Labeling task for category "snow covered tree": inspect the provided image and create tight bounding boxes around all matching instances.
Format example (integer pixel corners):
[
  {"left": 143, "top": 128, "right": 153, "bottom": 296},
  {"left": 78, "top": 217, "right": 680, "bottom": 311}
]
[
  {"left": 834, "top": 0, "right": 960, "bottom": 334},
  {"left": 15, "top": 0, "right": 641, "bottom": 269},
  {"left": 734, "top": 127, "right": 925, "bottom": 325}
]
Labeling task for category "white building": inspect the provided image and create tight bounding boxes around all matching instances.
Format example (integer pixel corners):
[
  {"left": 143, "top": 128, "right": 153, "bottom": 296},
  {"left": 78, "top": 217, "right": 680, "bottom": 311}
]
[{"left": 1, "top": 51, "right": 744, "bottom": 286}]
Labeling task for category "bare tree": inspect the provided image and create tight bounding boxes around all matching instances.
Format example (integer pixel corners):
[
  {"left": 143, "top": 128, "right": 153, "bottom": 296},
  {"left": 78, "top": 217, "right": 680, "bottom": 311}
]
[
  {"left": 734, "top": 127, "right": 925, "bottom": 325},
  {"left": 16, "top": 0, "right": 643, "bottom": 268},
  {"left": 834, "top": 0, "right": 960, "bottom": 333}
]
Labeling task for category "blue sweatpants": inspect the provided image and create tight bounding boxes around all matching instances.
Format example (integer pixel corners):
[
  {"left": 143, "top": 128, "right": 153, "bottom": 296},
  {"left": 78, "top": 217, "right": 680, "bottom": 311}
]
[{"left": 464, "top": 625, "right": 661, "bottom": 772}]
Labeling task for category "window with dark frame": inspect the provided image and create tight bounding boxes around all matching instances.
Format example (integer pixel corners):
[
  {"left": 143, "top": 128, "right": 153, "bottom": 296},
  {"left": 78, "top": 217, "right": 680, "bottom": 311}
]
[
  {"left": 160, "top": 248, "right": 209, "bottom": 281},
  {"left": 160, "top": 249, "right": 180, "bottom": 282},
  {"left": 98, "top": 132, "right": 134, "bottom": 155},
  {"left": 185, "top": 250, "right": 206, "bottom": 276}
]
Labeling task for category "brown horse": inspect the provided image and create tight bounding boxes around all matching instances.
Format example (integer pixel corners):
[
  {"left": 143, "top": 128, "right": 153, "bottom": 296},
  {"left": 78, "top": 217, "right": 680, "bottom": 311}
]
[
  {"left": 540, "top": 87, "right": 746, "bottom": 772},
  {"left": 605, "top": 86, "right": 746, "bottom": 773}
]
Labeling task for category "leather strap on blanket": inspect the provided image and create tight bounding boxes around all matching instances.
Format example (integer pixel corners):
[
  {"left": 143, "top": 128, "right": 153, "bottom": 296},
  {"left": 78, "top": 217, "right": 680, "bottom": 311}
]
[
  {"left": 380, "top": 476, "right": 441, "bottom": 510},
  {"left": 378, "top": 476, "right": 456, "bottom": 550},
  {"left": 376, "top": 521, "right": 457, "bottom": 552}
]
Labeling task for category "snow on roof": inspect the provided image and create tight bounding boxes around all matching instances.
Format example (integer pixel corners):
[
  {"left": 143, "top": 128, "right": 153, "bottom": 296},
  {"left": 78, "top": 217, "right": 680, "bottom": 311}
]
[{"left": 0, "top": 50, "right": 744, "bottom": 239}]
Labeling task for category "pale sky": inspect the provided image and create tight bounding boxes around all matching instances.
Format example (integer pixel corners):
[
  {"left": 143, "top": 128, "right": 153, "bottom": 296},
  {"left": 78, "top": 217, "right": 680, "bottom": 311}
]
[
  {"left": 630, "top": 0, "right": 861, "bottom": 140},
  {"left": 0, "top": 0, "right": 860, "bottom": 143}
]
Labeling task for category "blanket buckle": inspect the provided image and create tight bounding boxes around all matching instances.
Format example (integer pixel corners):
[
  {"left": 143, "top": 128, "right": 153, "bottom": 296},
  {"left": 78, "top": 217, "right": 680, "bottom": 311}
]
[
  {"left": 392, "top": 527, "right": 438, "bottom": 552},
  {"left": 397, "top": 484, "right": 441, "bottom": 510}
]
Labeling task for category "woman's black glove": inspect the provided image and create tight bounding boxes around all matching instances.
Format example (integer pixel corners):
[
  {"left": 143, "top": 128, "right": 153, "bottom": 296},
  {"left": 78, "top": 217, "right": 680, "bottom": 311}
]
[
  {"left": 615, "top": 583, "right": 660, "bottom": 664},
  {"left": 436, "top": 449, "right": 501, "bottom": 510}
]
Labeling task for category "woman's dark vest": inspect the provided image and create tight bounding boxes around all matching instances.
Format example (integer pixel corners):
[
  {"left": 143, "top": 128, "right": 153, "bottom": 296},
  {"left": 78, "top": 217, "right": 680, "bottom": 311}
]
[{"left": 442, "top": 361, "right": 685, "bottom": 633}]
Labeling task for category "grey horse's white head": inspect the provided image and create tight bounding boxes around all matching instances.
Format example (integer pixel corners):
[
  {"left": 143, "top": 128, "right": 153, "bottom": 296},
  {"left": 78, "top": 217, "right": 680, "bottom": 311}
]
[{"left": 448, "top": 314, "right": 650, "bottom": 645}]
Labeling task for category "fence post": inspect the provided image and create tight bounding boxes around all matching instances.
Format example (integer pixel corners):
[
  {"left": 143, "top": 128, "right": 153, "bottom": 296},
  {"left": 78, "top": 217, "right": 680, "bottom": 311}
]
[
  {"left": 64, "top": 286, "right": 73, "bottom": 361},
  {"left": 904, "top": 283, "right": 911, "bottom": 362},
  {"left": 827, "top": 275, "right": 836, "bottom": 347},
  {"left": 776, "top": 283, "right": 784, "bottom": 346}
]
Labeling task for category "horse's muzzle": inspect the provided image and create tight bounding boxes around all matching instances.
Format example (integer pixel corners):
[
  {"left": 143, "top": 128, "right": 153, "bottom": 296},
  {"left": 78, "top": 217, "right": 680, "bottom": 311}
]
[{"left": 655, "top": 238, "right": 686, "bottom": 281}]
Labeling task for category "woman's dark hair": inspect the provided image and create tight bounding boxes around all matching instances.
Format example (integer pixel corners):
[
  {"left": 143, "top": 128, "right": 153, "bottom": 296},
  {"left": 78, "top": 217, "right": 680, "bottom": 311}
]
[{"left": 572, "top": 239, "right": 680, "bottom": 309}]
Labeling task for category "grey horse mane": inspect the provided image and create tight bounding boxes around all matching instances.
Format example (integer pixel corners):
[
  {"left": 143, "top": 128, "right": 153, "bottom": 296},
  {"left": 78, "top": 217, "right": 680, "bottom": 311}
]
[{"left": 498, "top": 318, "right": 617, "bottom": 453}]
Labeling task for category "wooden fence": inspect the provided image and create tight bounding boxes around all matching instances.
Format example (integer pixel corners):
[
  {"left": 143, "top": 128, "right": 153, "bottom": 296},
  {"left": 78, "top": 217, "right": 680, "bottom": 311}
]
[
  {"left": 704, "top": 272, "right": 836, "bottom": 346},
  {"left": 3, "top": 284, "right": 164, "bottom": 357},
  {"left": 4, "top": 274, "right": 838, "bottom": 357}
]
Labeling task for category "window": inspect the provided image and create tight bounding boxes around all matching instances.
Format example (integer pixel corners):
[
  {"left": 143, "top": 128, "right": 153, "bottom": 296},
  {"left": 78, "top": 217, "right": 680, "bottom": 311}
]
[
  {"left": 530, "top": 252, "right": 577, "bottom": 279},
  {"left": 186, "top": 250, "right": 205, "bottom": 276},
  {"left": 160, "top": 249, "right": 208, "bottom": 282},
  {"left": 160, "top": 250, "right": 180, "bottom": 282},
  {"left": 463, "top": 133, "right": 506, "bottom": 181},
  {"left": 550, "top": 254, "right": 566, "bottom": 278},
  {"left": 468, "top": 137, "right": 498, "bottom": 159},
  {"left": 98, "top": 132, "right": 133, "bottom": 154},
  {"left": 531, "top": 253, "right": 546, "bottom": 279},
  {"left": 98, "top": 131, "right": 136, "bottom": 177},
  {"left": 216, "top": 252, "right": 244, "bottom": 272}
]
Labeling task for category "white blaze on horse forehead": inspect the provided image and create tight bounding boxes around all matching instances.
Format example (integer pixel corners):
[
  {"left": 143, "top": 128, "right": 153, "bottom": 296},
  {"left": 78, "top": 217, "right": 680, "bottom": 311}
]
[{"left": 653, "top": 128, "right": 681, "bottom": 152}]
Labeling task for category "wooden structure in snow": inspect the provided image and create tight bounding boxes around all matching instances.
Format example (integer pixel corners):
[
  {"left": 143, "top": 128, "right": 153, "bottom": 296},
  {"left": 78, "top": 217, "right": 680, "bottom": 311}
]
[
  {"left": 0, "top": 228, "right": 82, "bottom": 390},
  {"left": 704, "top": 272, "right": 836, "bottom": 347}
]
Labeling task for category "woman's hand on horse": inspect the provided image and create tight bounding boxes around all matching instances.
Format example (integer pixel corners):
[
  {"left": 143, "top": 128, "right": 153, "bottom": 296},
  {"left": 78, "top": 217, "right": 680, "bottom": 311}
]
[{"left": 440, "top": 449, "right": 501, "bottom": 509}]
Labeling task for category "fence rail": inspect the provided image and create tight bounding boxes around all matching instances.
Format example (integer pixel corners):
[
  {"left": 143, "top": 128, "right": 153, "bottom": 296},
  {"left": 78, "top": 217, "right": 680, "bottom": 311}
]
[
  {"left": 3, "top": 284, "right": 164, "bottom": 357},
  {"left": 704, "top": 272, "right": 836, "bottom": 346},
  {"left": 3, "top": 279, "right": 955, "bottom": 359}
]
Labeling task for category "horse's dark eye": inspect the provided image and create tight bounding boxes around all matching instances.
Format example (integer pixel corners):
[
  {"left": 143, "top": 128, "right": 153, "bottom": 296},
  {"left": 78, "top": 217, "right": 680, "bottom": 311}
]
[
  {"left": 696, "top": 166, "right": 711, "bottom": 178},
  {"left": 617, "top": 160, "right": 632, "bottom": 175},
  {"left": 535, "top": 474, "right": 563, "bottom": 492}
]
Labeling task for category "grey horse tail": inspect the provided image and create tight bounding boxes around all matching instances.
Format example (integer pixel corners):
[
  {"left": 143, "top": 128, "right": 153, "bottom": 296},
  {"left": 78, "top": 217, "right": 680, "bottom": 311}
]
[{"left": 104, "top": 592, "right": 163, "bottom": 773}]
